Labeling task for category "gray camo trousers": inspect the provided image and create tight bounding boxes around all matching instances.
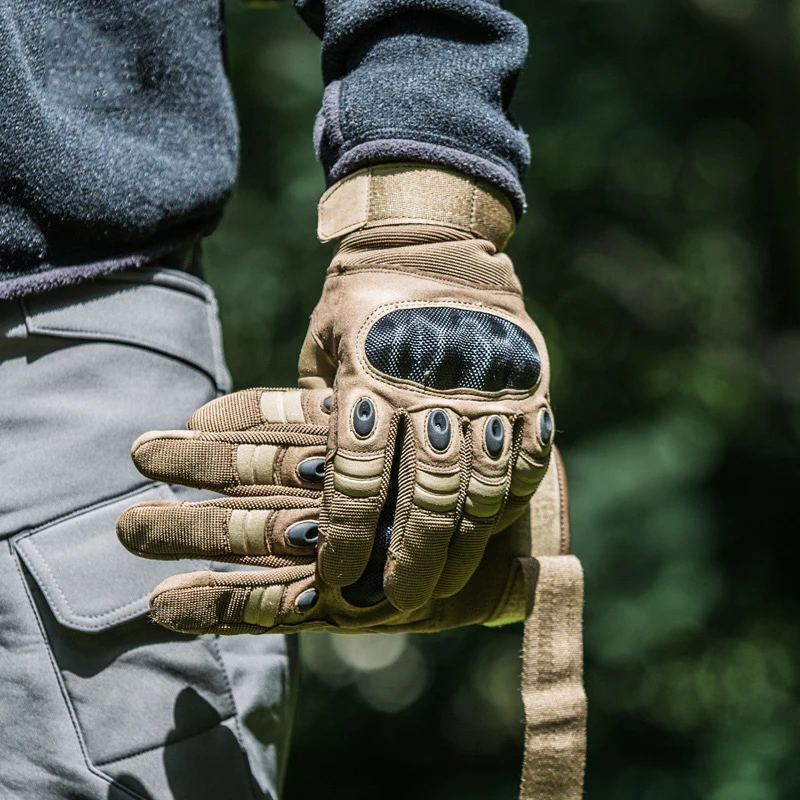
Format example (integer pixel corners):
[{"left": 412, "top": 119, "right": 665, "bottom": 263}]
[{"left": 0, "top": 269, "right": 296, "bottom": 799}]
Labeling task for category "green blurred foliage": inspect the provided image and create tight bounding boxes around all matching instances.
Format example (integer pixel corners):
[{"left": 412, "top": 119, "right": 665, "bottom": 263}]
[{"left": 207, "top": 1, "right": 800, "bottom": 797}]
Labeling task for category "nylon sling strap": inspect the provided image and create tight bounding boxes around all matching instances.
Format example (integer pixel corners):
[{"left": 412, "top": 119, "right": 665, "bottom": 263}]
[{"left": 518, "top": 555, "right": 587, "bottom": 800}]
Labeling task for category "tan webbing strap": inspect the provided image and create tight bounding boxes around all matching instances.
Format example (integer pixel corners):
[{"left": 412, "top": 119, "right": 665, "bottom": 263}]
[
  {"left": 519, "top": 556, "right": 587, "bottom": 800},
  {"left": 317, "top": 163, "right": 516, "bottom": 251}
]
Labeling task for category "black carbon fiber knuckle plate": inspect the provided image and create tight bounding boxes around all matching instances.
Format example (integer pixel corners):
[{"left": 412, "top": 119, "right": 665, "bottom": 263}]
[{"left": 363, "top": 306, "right": 541, "bottom": 392}]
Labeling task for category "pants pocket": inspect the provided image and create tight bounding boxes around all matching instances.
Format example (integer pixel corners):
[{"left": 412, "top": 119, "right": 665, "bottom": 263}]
[{"left": 14, "top": 485, "right": 264, "bottom": 800}]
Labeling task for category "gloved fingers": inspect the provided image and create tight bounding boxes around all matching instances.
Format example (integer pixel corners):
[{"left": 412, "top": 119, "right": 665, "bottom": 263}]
[
  {"left": 317, "top": 393, "right": 396, "bottom": 588},
  {"left": 373, "top": 410, "right": 521, "bottom": 610},
  {"left": 318, "top": 483, "right": 384, "bottom": 588},
  {"left": 381, "top": 408, "right": 462, "bottom": 610},
  {"left": 507, "top": 403, "right": 554, "bottom": 504},
  {"left": 149, "top": 565, "right": 318, "bottom": 635},
  {"left": 431, "top": 414, "right": 518, "bottom": 598},
  {"left": 130, "top": 429, "right": 327, "bottom": 493},
  {"left": 187, "top": 387, "right": 332, "bottom": 432},
  {"left": 496, "top": 492, "right": 533, "bottom": 533},
  {"left": 117, "top": 493, "right": 320, "bottom": 565},
  {"left": 465, "top": 413, "right": 515, "bottom": 518},
  {"left": 432, "top": 515, "right": 496, "bottom": 598},
  {"left": 384, "top": 507, "right": 456, "bottom": 610}
]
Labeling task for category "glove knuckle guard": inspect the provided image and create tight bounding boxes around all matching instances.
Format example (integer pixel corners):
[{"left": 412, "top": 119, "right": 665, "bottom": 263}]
[{"left": 364, "top": 304, "right": 541, "bottom": 393}]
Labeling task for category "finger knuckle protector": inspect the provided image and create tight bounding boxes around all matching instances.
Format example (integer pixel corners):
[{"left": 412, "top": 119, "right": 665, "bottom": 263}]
[
  {"left": 236, "top": 443, "right": 278, "bottom": 485},
  {"left": 228, "top": 509, "right": 272, "bottom": 555},
  {"left": 242, "top": 585, "right": 286, "bottom": 628},
  {"left": 465, "top": 474, "right": 506, "bottom": 519},
  {"left": 332, "top": 452, "right": 384, "bottom": 497},
  {"left": 509, "top": 452, "right": 548, "bottom": 499},
  {"left": 363, "top": 305, "right": 541, "bottom": 392},
  {"left": 413, "top": 467, "right": 460, "bottom": 513},
  {"left": 260, "top": 389, "right": 307, "bottom": 424}
]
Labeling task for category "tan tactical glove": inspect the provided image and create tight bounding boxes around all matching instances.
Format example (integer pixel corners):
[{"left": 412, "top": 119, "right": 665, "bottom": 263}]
[
  {"left": 301, "top": 165, "right": 554, "bottom": 611},
  {"left": 116, "top": 165, "right": 586, "bottom": 800},
  {"left": 118, "top": 163, "right": 559, "bottom": 631}
]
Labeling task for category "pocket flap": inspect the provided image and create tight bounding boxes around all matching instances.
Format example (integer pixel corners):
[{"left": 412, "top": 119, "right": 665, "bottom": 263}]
[
  {"left": 14, "top": 484, "right": 209, "bottom": 633},
  {"left": 22, "top": 269, "right": 229, "bottom": 389}
]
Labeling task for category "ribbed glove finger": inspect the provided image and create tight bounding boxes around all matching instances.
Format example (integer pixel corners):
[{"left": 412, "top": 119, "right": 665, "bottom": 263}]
[
  {"left": 148, "top": 565, "right": 318, "bottom": 635},
  {"left": 130, "top": 388, "right": 331, "bottom": 493},
  {"left": 187, "top": 387, "right": 331, "bottom": 431},
  {"left": 117, "top": 493, "right": 320, "bottom": 567}
]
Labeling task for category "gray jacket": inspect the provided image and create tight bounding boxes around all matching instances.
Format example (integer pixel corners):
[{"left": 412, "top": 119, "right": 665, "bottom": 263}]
[{"left": 0, "top": 0, "right": 529, "bottom": 298}]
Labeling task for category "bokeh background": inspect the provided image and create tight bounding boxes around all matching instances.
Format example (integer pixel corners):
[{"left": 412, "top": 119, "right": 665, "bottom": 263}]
[{"left": 207, "top": 1, "right": 800, "bottom": 797}]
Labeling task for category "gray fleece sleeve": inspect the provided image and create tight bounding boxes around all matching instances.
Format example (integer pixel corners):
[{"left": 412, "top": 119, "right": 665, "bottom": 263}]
[{"left": 295, "top": 0, "right": 530, "bottom": 216}]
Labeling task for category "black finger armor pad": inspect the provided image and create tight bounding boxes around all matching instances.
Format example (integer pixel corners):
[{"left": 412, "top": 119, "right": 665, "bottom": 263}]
[
  {"left": 539, "top": 408, "right": 554, "bottom": 445},
  {"left": 353, "top": 398, "right": 376, "bottom": 437},
  {"left": 427, "top": 409, "right": 451, "bottom": 451},
  {"left": 485, "top": 415, "right": 505, "bottom": 457},
  {"left": 296, "top": 589, "right": 319, "bottom": 612},
  {"left": 287, "top": 521, "right": 319, "bottom": 546},
  {"left": 364, "top": 307, "right": 541, "bottom": 391},
  {"left": 298, "top": 458, "right": 325, "bottom": 483}
]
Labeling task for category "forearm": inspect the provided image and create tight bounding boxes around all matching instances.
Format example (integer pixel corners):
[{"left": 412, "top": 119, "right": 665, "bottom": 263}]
[{"left": 295, "top": 0, "right": 530, "bottom": 216}]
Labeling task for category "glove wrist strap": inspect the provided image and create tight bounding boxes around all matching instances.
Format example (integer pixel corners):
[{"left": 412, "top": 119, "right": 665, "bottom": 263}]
[{"left": 317, "top": 163, "right": 516, "bottom": 251}]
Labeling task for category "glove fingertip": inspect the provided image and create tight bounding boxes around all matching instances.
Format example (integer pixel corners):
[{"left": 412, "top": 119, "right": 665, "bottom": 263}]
[
  {"left": 131, "top": 429, "right": 193, "bottom": 456},
  {"left": 149, "top": 572, "right": 218, "bottom": 634}
]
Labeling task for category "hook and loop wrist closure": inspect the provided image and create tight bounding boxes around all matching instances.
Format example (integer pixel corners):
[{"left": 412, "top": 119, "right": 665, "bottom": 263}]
[{"left": 317, "top": 162, "right": 516, "bottom": 252}]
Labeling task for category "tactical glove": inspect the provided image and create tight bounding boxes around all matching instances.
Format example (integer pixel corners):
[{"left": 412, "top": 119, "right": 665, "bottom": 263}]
[
  {"left": 299, "top": 164, "right": 554, "bottom": 611},
  {"left": 116, "top": 383, "right": 569, "bottom": 634}
]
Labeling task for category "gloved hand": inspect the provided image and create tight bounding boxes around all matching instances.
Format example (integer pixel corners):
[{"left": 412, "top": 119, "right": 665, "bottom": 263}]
[
  {"left": 116, "top": 383, "right": 569, "bottom": 634},
  {"left": 117, "top": 163, "right": 561, "bottom": 631},
  {"left": 300, "top": 165, "right": 554, "bottom": 611}
]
